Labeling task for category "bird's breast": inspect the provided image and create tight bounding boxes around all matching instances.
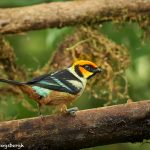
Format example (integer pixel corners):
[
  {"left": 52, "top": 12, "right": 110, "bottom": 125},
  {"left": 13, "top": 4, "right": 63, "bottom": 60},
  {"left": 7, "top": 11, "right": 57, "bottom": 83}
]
[{"left": 41, "top": 91, "right": 78, "bottom": 106}]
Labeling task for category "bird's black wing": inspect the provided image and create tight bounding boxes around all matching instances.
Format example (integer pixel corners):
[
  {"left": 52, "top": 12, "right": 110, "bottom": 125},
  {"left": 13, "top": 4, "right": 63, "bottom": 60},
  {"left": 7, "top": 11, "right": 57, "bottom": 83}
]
[{"left": 26, "top": 69, "right": 82, "bottom": 94}]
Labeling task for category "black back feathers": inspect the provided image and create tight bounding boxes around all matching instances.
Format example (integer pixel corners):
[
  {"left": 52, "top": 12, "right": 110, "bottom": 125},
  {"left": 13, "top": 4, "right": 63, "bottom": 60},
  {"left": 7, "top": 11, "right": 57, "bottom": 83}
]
[{"left": 26, "top": 69, "right": 82, "bottom": 95}]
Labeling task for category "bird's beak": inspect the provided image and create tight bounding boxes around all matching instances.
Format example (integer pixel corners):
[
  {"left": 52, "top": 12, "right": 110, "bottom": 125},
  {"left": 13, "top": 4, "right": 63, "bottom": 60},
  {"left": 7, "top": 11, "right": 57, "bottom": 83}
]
[{"left": 94, "top": 68, "right": 104, "bottom": 73}]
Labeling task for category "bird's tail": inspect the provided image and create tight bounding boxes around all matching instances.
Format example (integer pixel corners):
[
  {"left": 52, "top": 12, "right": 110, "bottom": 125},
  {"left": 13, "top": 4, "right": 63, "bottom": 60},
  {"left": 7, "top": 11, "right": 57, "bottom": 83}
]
[{"left": 0, "top": 78, "right": 24, "bottom": 85}]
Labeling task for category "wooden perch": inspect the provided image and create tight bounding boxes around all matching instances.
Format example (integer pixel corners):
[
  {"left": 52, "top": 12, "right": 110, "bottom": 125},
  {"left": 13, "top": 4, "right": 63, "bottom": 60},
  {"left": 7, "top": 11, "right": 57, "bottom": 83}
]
[
  {"left": 0, "top": 0, "right": 150, "bottom": 34},
  {"left": 0, "top": 100, "right": 150, "bottom": 149}
]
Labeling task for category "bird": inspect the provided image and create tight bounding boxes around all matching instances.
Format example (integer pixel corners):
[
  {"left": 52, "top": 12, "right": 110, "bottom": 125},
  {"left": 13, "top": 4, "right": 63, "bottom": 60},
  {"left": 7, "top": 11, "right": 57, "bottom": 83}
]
[{"left": 0, "top": 60, "right": 103, "bottom": 116}]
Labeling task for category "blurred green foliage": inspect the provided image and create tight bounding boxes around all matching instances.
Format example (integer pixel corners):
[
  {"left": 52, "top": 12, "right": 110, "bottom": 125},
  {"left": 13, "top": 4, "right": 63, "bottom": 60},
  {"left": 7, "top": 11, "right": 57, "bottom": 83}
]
[
  {"left": 0, "top": 1, "right": 150, "bottom": 150},
  {"left": 0, "top": 0, "right": 61, "bottom": 8}
]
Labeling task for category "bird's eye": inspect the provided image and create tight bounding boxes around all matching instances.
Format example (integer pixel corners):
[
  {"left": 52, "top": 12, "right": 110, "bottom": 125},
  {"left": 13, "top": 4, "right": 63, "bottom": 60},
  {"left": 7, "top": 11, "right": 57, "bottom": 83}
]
[{"left": 83, "top": 65, "right": 92, "bottom": 72}]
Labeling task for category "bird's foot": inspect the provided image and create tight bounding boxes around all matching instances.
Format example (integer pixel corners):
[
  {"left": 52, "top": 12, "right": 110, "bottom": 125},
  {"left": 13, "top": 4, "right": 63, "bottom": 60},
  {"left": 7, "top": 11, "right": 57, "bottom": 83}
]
[
  {"left": 38, "top": 111, "right": 45, "bottom": 121},
  {"left": 66, "top": 107, "right": 79, "bottom": 116},
  {"left": 37, "top": 108, "right": 45, "bottom": 121},
  {"left": 39, "top": 114, "right": 45, "bottom": 121}
]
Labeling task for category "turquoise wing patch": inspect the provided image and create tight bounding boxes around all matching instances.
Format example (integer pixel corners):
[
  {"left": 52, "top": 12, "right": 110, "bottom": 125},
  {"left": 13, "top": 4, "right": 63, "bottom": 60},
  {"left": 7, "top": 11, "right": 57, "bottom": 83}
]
[{"left": 32, "top": 86, "right": 51, "bottom": 97}]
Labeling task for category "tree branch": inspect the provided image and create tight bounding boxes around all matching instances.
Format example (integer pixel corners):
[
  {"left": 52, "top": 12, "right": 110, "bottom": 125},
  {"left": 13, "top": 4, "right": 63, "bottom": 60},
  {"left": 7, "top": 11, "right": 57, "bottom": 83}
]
[
  {"left": 0, "top": 0, "right": 150, "bottom": 34},
  {"left": 0, "top": 100, "right": 150, "bottom": 149}
]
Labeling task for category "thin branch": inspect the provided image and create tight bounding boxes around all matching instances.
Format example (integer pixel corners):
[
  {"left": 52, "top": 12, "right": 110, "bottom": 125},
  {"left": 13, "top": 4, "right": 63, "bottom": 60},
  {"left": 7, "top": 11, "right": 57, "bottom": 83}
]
[
  {"left": 0, "top": 100, "right": 150, "bottom": 149},
  {"left": 0, "top": 0, "right": 150, "bottom": 34}
]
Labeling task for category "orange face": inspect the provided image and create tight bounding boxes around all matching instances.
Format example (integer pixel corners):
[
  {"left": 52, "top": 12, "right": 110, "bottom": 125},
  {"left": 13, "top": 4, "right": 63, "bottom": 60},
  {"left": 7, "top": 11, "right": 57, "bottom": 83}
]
[
  {"left": 78, "top": 65, "right": 93, "bottom": 79},
  {"left": 71, "top": 60, "right": 102, "bottom": 79}
]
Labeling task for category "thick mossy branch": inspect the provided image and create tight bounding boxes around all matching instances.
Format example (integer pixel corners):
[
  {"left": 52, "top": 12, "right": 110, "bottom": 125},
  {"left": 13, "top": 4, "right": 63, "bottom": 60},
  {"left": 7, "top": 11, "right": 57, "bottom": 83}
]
[
  {"left": 0, "top": 100, "right": 150, "bottom": 149},
  {"left": 0, "top": 0, "right": 150, "bottom": 34}
]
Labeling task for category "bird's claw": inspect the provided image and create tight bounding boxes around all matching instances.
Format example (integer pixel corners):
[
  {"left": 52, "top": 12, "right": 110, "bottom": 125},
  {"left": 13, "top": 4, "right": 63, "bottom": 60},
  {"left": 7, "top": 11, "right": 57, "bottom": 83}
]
[
  {"left": 66, "top": 107, "right": 79, "bottom": 116},
  {"left": 40, "top": 114, "right": 45, "bottom": 121}
]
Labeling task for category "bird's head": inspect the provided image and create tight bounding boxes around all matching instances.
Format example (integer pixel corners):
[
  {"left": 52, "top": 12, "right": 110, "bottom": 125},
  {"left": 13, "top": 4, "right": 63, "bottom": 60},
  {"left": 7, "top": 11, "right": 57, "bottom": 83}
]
[{"left": 70, "top": 60, "right": 103, "bottom": 79}]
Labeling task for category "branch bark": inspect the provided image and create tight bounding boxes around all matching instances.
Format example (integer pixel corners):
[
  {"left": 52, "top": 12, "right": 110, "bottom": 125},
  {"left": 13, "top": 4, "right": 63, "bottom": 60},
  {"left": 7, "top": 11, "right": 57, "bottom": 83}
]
[
  {"left": 0, "top": 0, "right": 150, "bottom": 34},
  {"left": 0, "top": 100, "right": 150, "bottom": 149}
]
